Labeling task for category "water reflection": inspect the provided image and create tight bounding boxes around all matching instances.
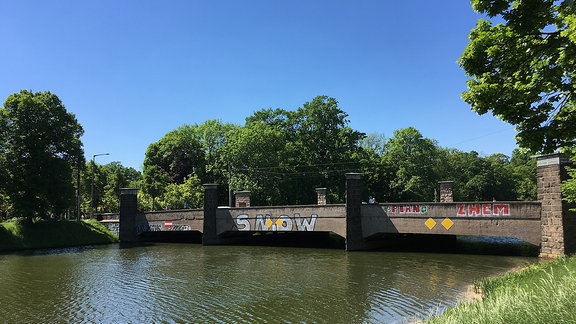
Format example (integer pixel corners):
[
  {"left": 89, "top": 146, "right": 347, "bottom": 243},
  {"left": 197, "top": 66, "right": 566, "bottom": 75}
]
[{"left": 0, "top": 244, "right": 536, "bottom": 323}]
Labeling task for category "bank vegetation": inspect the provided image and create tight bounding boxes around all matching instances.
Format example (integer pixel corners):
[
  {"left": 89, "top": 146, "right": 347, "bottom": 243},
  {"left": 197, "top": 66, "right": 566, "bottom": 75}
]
[
  {"left": 0, "top": 219, "right": 118, "bottom": 252},
  {"left": 426, "top": 255, "right": 576, "bottom": 323}
]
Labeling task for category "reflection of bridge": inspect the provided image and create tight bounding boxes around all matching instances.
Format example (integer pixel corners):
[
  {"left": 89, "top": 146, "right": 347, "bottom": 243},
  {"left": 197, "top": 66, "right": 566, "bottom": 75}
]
[{"left": 107, "top": 153, "right": 576, "bottom": 258}]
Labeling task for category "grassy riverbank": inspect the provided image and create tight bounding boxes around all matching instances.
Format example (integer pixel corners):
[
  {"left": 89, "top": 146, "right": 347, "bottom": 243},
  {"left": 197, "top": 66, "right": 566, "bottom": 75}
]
[
  {"left": 426, "top": 255, "right": 576, "bottom": 323},
  {"left": 0, "top": 219, "right": 118, "bottom": 252}
]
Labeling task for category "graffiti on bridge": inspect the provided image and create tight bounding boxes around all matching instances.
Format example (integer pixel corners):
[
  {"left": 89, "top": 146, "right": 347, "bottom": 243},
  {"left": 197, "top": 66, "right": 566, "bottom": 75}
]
[
  {"left": 234, "top": 213, "right": 318, "bottom": 231},
  {"left": 456, "top": 203, "right": 510, "bottom": 217},
  {"left": 136, "top": 221, "right": 192, "bottom": 233},
  {"left": 385, "top": 205, "right": 428, "bottom": 215}
]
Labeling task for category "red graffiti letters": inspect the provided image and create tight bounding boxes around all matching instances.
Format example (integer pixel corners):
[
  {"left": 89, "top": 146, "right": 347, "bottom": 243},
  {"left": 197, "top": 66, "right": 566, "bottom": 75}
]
[{"left": 456, "top": 203, "right": 510, "bottom": 217}]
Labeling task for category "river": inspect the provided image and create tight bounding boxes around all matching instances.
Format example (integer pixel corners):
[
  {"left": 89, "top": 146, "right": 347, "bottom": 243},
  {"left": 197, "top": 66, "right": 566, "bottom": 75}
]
[{"left": 0, "top": 243, "right": 536, "bottom": 323}]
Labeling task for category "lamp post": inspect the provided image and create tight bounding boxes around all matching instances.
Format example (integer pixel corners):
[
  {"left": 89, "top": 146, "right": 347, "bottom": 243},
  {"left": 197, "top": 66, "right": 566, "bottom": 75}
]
[{"left": 90, "top": 153, "right": 109, "bottom": 219}]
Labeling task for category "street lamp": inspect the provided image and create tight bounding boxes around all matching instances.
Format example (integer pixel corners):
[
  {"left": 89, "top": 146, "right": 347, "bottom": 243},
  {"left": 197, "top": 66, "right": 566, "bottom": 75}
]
[{"left": 90, "top": 153, "right": 110, "bottom": 219}]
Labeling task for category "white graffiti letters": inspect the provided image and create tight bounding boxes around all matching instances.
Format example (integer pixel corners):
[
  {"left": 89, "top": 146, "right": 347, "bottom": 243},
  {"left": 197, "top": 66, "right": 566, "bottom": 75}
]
[
  {"left": 234, "top": 213, "right": 318, "bottom": 232},
  {"left": 294, "top": 213, "right": 316, "bottom": 231},
  {"left": 235, "top": 214, "right": 250, "bottom": 230}
]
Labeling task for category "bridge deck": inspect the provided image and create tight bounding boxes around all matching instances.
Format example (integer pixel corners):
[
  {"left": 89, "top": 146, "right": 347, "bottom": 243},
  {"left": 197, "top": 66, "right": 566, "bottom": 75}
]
[{"left": 104, "top": 201, "right": 541, "bottom": 246}]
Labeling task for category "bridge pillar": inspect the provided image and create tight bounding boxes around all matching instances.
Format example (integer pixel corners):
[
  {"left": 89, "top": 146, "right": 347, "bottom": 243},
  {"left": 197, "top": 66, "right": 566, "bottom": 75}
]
[
  {"left": 203, "top": 183, "right": 220, "bottom": 245},
  {"left": 119, "top": 188, "right": 139, "bottom": 242},
  {"left": 235, "top": 190, "right": 251, "bottom": 207},
  {"left": 316, "top": 188, "right": 327, "bottom": 205},
  {"left": 537, "top": 153, "right": 576, "bottom": 258},
  {"left": 438, "top": 181, "right": 454, "bottom": 202},
  {"left": 346, "top": 173, "right": 365, "bottom": 251}
]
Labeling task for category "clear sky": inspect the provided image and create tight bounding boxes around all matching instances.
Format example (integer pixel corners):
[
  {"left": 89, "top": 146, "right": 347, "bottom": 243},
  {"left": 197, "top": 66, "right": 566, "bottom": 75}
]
[{"left": 0, "top": 0, "right": 518, "bottom": 170}]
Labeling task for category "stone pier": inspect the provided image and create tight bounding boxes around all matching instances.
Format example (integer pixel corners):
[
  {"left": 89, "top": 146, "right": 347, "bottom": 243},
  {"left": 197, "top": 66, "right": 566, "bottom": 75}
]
[
  {"left": 119, "top": 188, "right": 138, "bottom": 242},
  {"left": 438, "top": 181, "right": 454, "bottom": 203},
  {"left": 537, "top": 153, "right": 576, "bottom": 258},
  {"left": 202, "top": 184, "right": 219, "bottom": 245},
  {"left": 345, "top": 173, "right": 365, "bottom": 251}
]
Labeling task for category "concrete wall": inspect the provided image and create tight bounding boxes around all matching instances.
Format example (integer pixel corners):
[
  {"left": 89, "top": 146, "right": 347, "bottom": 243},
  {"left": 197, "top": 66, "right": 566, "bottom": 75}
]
[
  {"left": 361, "top": 202, "right": 541, "bottom": 245},
  {"left": 215, "top": 205, "right": 347, "bottom": 237},
  {"left": 101, "top": 220, "right": 119, "bottom": 237},
  {"left": 137, "top": 209, "right": 204, "bottom": 233}
]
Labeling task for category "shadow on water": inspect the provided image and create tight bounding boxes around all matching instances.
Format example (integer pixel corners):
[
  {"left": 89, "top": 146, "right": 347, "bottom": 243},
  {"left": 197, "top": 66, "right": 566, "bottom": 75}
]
[
  {"left": 138, "top": 230, "right": 203, "bottom": 244},
  {"left": 222, "top": 231, "right": 346, "bottom": 249},
  {"left": 133, "top": 230, "right": 538, "bottom": 256},
  {"left": 365, "top": 233, "right": 539, "bottom": 257}
]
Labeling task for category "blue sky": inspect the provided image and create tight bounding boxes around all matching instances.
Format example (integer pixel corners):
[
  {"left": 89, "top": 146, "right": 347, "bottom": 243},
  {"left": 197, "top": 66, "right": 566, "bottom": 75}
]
[{"left": 0, "top": 0, "right": 517, "bottom": 170}]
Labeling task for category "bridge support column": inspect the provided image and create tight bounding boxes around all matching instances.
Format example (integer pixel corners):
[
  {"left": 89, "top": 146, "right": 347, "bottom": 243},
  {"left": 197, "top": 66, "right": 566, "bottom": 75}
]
[
  {"left": 316, "top": 188, "right": 327, "bottom": 205},
  {"left": 235, "top": 190, "right": 251, "bottom": 207},
  {"left": 346, "top": 173, "right": 365, "bottom": 251},
  {"left": 537, "top": 153, "right": 576, "bottom": 258},
  {"left": 203, "top": 183, "right": 220, "bottom": 245},
  {"left": 439, "top": 181, "right": 454, "bottom": 202},
  {"left": 119, "top": 188, "right": 139, "bottom": 243}
]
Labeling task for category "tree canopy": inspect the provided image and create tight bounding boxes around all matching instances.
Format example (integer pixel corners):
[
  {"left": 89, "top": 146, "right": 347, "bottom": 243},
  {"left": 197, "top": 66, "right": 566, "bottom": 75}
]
[
  {"left": 459, "top": 0, "right": 576, "bottom": 153},
  {"left": 461, "top": 0, "right": 576, "bottom": 207},
  {"left": 136, "top": 95, "right": 537, "bottom": 209},
  {"left": 224, "top": 96, "right": 364, "bottom": 205},
  {"left": 0, "top": 90, "right": 85, "bottom": 220}
]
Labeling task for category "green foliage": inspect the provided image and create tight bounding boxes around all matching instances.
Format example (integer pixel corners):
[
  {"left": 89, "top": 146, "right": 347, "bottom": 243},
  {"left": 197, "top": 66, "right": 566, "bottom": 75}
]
[
  {"left": 427, "top": 256, "right": 576, "bottom": 323},
  {"left": 0, "top": 219, "right": 118, "bottom": 252},
  {"left": 0, "top": 192, "right": 11, "bottom": 219},
  {"left": 510, "top": 149, "right": 537, "bottom": 201},
  {"left": 561, "top": 147, "right": 576, "bottom": 210},
  {"left": 461, "top": 0, "right": 575, "bottom": 206},
  {"left": 142, "top": 164, "right": 169, "bottom": 210},
  {"left": 141, "top": 120, "right": 237, "bottom": 210},
  {"left": 382, "top": 127, "right": 441, "bottom": 202},
  {"left": 143, "top": 127, "right": 206, "bottom": 184},
  {"left": 224, "top": 96, "right": 364, "bottom": 205},
  {"left": 563, "top": 167, "right": 576, "bottom": 208},
  {"left": 187, "top": 120, "right": 240, "bottom": 184},
  {"left": 358, "top": 133, "right": 392, "bottom": 202},
  {"left": 460, "top": 0, "right": 576, "bottom": 153},
  {"left": 137, "top": 96, "right": 537, "bottom": 207},
  {"left": 77, "top": 161, "right": 140, "bottom": 215},
  {"left": 99, "top": 162, "right": 141, "bottom": 213},
  {"left": 162, "top": 174, "right": 204, "bottom": 209},
  {"left": 223, "top": 120, "right": 288, "bottom": 205},
  {"left": 0, "top": 90, "right": 85, "bottom": 220}
]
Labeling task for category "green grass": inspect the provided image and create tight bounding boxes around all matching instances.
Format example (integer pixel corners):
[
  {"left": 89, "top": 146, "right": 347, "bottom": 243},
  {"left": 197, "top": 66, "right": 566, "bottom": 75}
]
[
  {"left": 426, "top": 255, "right": 576, "bottom": 323},
  {"left": 0, "top": 218, "right": 118, "bottom": 252}
]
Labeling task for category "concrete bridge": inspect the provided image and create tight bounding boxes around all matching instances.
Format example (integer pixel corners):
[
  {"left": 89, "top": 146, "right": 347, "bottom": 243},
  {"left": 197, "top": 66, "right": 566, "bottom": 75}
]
[{"left": 107, "top": 153, "right": 576, "bottom": 258}]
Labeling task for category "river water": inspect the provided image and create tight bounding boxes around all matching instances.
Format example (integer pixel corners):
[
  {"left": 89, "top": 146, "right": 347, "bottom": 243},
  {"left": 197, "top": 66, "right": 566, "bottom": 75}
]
[{"left": 0, "top": 243, "right": 536, "bottom": 323}]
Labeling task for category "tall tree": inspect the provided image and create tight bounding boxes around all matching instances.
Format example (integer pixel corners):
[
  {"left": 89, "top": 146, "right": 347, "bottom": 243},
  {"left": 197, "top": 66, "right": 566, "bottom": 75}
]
[
  {"left": 186, "top": 120, "right": 240, "bottom": 204},
  {"left": 100, "top": 162, "right": 141, "bottom": 213},
  {"left": 459, "top": 0, "right": 576, "bottom": 153},
  {"left": 141, "top": 164, "right": 169, "bottom": 210},
  {"left": 358, "top": 132, "right": 392, "bottom": 203},
  {"left": 236, "top": 96, "right": 364, "bottom": 204},
  {"left": 142, "top": 127, "right": 205, "bottom": 210},
  {"left": 186, "top": 120, "right": 239, "bottom": 184},
  {"left": 510, "top": 149, "right": 537, "bottom": 201},
  {"left": 382, "top": 127, "right": 441, "bottom": 202},
  {"left": 222, "top": 120, "right": 288, "bottom": 205},
  {"left": 0, "top": 90, "right": 85, "bottom": 220},
  {"left": 461, "top": 0, "right": 576, "bottom": 206},
  {"left": 143, "top": 127, "right": 205, "bottom": 185},
  {"left": 161, "top": 174, "right": 204, "bottom": 210},
  {"left": 485, "top": 153, "right": 517, "bottom": 201}
]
